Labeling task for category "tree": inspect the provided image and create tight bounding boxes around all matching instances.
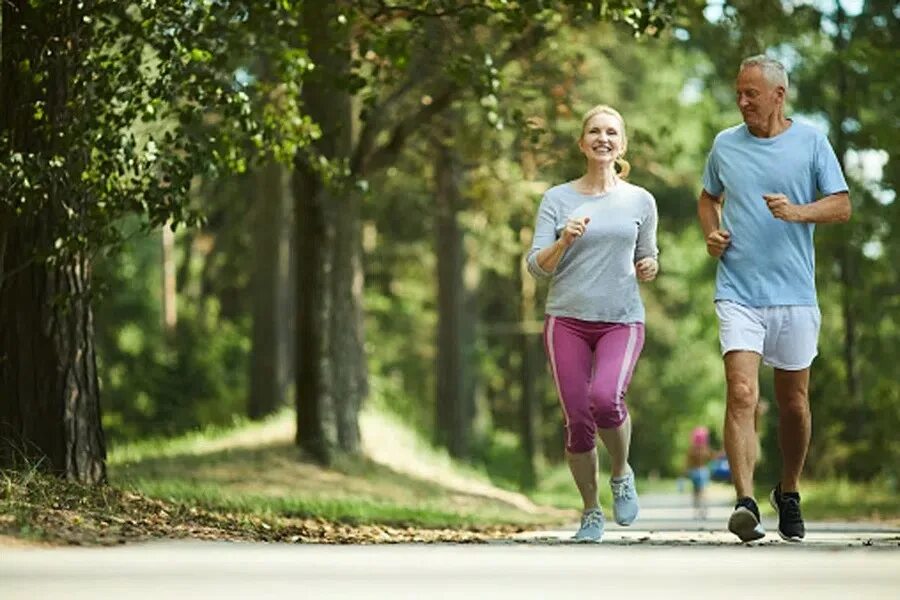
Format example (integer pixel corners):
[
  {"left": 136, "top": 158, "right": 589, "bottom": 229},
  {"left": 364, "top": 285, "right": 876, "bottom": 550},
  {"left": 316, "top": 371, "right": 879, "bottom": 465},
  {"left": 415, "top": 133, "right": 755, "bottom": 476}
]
[
  {"left": 432, "top": 127, "right": 476, "bottom": 459},
  {"left": 1, "top": 1, "right": 310, "bottom": 481},
  {"left": 1, "top": 0, "right": 107, "bottom": 482}
]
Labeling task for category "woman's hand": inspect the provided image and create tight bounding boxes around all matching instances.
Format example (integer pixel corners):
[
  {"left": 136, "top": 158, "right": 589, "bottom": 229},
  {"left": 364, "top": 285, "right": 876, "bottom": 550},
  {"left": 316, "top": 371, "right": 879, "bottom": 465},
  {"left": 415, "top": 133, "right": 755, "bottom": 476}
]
[
  {"left": 635, "top": 257, "right": 658, "bottom": 282},
  {"left": 560, "top": 216, "right": 590, "bottom": 248}
]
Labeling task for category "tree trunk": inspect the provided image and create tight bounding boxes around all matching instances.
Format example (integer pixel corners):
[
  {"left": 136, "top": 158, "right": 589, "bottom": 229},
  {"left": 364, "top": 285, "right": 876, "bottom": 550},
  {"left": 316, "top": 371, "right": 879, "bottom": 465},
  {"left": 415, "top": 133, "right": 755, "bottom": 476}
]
[
  {"left": 433, "top": 140, "right": 474, "bottom": 459},
  {"left": 0, "top": 229, "right": 106, "bottom": 483},
  {"left": 0, "top": 1, "right": 106, "bottom": 483},
  {"left": 161, "top": 224, "right": 177, "bottom": 337},
  {"left": 249, "top": 161, "right": 293, "bottom": 419},
  {"left": 294, "top": 2, "right": 364, "bottom": 462}
]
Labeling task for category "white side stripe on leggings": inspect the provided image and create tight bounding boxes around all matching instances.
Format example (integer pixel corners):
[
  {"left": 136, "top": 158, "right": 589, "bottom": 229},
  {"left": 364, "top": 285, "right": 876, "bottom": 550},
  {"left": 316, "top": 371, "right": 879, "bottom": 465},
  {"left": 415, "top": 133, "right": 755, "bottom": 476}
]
[{"left": 614, "top": 325, "right": 638, "bottom": 414}]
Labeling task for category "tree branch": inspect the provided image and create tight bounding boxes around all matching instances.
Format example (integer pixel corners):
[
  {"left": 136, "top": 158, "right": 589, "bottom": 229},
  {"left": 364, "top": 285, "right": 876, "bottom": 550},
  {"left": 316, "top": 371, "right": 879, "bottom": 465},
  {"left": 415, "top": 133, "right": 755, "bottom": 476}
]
[
  {"left": 357, "top": 23, "right": 549, "bottom": 176},
  {"left": 367, "top": 1, "right": 493, "bottom": 21}
]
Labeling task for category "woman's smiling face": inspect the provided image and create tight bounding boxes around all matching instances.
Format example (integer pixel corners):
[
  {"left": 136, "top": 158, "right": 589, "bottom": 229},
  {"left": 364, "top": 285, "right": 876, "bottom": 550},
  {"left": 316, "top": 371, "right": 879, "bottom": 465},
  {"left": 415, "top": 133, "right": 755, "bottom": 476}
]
[{"left": 579, "top": 112, "right": 624, "bottom": 164}]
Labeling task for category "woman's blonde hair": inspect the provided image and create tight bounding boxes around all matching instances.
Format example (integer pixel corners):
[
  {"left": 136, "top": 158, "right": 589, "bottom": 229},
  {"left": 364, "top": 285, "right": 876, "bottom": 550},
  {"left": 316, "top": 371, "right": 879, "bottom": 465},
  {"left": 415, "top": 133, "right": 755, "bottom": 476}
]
[{"left": 580, "top": 104, "right": 631, "bottom": 178}]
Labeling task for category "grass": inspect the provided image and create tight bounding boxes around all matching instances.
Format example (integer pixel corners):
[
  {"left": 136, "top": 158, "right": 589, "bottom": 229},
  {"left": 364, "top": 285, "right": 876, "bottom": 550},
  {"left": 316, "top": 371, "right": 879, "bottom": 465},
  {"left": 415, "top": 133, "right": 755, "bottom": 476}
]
[
  {"left": 106, "top": 410, "right": 292, "bottom": 465},
  {"left": 128, "top": 478, "right": 519, "bottom": 529},
  {"left": 106, "top": 409, "right": 567, "bottom": 530}
]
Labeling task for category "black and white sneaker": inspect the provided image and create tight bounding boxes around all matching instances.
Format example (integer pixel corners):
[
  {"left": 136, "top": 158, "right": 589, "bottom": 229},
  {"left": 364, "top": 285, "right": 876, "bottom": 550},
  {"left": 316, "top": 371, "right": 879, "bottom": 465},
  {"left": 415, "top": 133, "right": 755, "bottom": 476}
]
[
  {"left": 727, "top": 497, "right": 766, "bottom": 542},
  {"left": 770, "top": 484, "right": 805, "bottom": 542}
]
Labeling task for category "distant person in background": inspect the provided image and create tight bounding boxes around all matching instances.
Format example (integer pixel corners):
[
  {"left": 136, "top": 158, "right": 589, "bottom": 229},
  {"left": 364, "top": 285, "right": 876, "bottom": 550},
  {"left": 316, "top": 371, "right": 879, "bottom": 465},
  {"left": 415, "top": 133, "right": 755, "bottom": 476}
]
[
  {"left": 698, "top": 55, "right": 851, "bottom": 543},
  {"left": 527, "top": 104, "right": 659, "bottom": 542},
  {"left": 707, "top": 427, "right": 731, "bottom": 484},
  {"left": 685, "top": 426, "right": 715, "bottom": 520}
]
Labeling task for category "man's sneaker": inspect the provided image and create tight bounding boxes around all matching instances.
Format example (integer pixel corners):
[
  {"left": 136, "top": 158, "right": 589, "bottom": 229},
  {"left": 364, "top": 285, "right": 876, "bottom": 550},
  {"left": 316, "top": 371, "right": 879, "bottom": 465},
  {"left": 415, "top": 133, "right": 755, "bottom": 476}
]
[
  {"left": 727, "top": 497, "right": 766, "bottom": 542},
  {"left": 573, "top": 507, "right": 604, "bottom": 542},
  {"left": 769, "top": 484, "right": 805, "bottom": 542},
  {"left": 610, "top": 470, "right": 639, "bottom": 526}
]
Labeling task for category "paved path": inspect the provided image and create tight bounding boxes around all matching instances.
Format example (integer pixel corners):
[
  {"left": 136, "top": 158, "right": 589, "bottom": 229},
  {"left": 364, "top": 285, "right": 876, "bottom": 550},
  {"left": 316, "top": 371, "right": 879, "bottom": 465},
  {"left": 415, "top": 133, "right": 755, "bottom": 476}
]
[
  {"left": 517, "top": 487, "right": 900, "bottom": 547},
  {"left": 3, "top": 490, "right": 898, "bottom": 599}
]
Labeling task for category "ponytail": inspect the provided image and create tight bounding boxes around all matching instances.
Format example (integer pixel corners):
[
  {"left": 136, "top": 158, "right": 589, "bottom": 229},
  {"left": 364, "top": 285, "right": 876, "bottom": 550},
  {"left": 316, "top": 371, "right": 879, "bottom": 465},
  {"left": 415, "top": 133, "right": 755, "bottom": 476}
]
[{"left": 615, "top": 156, "right": 631, "bottom": 179}]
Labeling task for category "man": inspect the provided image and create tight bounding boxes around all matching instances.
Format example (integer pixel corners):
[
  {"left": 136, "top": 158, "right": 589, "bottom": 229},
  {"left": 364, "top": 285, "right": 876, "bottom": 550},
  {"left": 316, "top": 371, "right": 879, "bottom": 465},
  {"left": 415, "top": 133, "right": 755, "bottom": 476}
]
[{"left": 698, "top": 55, "right": 851, "bottom": 543}]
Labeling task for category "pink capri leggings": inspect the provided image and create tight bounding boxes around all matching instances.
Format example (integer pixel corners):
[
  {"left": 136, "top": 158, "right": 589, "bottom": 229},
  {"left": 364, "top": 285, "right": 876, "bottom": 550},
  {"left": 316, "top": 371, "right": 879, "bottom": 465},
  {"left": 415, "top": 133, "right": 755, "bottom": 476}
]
[{"left": 543, "top": 315, "right": 645, "bottom": 454}]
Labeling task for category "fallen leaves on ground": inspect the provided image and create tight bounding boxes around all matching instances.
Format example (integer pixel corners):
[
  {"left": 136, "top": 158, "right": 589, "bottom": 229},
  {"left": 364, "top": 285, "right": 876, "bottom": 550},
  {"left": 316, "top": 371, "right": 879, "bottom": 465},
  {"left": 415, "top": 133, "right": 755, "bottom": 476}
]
[{"left": 1, "top": 471, "right": 524, "bottom": 546}]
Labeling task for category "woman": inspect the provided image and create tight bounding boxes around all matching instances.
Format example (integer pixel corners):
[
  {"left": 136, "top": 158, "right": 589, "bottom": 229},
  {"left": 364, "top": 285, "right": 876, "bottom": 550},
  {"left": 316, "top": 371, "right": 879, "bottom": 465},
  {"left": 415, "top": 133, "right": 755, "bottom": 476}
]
[{"left": 526, "top": 105, "right": 659, "bottom": 542}]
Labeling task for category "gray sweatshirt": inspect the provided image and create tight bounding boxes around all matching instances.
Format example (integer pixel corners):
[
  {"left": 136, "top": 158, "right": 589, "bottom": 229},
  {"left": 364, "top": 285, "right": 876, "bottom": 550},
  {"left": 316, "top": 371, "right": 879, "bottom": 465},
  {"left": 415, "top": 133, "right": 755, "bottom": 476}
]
[{"left": 526, "top": 181, "right": 659, "bottom": 323}]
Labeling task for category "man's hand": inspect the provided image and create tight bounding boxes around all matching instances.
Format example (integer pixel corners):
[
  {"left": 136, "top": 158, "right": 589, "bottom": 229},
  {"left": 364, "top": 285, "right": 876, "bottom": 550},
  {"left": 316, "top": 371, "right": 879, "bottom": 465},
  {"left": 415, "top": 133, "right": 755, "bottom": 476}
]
[
  {"left": 705, "top": 229, "right": 731, "bottom": 258},
  {"left": 560, "top": 216, "right": 590, "bottom": 248},
  {"left": 763, "top": 193, "right": 801, "bottom": 222},
  {"left": 635, "top": 257, "right": 658, "bottom": 282}
]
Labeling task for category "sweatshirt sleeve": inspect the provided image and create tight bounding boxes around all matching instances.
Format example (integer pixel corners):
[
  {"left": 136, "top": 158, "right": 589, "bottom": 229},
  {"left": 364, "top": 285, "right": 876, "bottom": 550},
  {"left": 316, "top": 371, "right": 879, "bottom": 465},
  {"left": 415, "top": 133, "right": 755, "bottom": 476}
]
[
  {"left": 526, "top": 193, "right": 558, "bottom": 281},
  {"left": 634, "top": 191, "right": 659, "bottom": 263}
]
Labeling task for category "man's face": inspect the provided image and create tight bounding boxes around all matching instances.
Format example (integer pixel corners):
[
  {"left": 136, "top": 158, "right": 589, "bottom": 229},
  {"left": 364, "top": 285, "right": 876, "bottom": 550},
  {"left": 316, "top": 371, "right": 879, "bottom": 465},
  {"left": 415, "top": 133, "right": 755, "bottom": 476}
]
[{"left": 735, "top": 66, "right": 783, "bottom": 129}]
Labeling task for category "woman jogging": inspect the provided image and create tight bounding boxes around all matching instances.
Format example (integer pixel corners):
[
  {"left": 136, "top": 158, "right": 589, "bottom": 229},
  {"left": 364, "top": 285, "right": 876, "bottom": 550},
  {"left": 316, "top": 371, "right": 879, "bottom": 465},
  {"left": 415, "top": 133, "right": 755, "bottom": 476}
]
[{"left": 527, "top": 104, "right": 659, "bottom": 542}]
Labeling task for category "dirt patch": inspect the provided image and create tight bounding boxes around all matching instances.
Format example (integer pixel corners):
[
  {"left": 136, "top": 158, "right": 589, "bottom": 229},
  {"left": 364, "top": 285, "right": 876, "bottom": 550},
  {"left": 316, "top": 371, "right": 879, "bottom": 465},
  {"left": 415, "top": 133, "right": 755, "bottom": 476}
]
[{"left": 0, "top": 533, "right": 49, "bottom": 549}]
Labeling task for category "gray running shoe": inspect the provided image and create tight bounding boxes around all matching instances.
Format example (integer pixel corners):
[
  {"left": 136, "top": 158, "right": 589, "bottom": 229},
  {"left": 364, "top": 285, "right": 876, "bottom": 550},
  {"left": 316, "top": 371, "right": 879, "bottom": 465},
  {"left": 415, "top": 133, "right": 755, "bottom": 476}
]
[
  {"left": 573, "top": 507, "right": 604, "bottom": 542},
  {"left": 610, "top": 470, "right": 640, "bottom": 526}
]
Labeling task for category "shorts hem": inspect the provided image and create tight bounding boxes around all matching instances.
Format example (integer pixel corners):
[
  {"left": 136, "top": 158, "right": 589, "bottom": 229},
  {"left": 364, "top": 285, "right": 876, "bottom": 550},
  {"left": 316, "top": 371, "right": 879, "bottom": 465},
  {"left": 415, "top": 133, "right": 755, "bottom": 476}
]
[
  {"left": 763, "top": 356, "right": 817, "bottom": 371},
  {"left": 720, "top": 346, "right": 763, "bottom": 357}
]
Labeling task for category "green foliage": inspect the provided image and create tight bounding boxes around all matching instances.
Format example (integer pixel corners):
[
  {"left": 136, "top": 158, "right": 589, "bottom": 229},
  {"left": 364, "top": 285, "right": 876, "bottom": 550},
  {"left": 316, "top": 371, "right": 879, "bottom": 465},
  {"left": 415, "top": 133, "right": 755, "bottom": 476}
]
[
  {"left": 1, "top": 0, "right": 313, "bottom": 260},
  {"left": 94, "top": 229, "right": 250, "bottom": 442}
]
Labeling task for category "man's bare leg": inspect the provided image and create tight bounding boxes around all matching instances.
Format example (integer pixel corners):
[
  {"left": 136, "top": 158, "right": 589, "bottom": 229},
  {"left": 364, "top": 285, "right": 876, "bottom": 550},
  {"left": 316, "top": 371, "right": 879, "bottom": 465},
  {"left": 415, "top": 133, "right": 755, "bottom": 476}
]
[
  {"left": 773, "top": 367, "right": 811, "bottom": 494},
  {"left": 723, "top": 351, "right": 767, "bottom": 541},
  {"left": 723, "top": 351, "right": 762, "bottom": 499}
]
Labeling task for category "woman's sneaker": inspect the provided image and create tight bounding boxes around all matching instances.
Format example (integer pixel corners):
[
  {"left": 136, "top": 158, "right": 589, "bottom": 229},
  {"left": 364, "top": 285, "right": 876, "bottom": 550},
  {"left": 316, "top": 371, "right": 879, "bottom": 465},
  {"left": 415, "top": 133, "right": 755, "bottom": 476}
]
[
  {"left": 769, "top": 483, "right": 805, "bottom": 542},
  {"left": 610, "top": 470, "right": 639, "bottom": 526},
  {"left": 573, "top": 507, "right": 604, "bottom": 542},
  {"left": 727, "top": 496, "right": 766, "bottom": 542}
]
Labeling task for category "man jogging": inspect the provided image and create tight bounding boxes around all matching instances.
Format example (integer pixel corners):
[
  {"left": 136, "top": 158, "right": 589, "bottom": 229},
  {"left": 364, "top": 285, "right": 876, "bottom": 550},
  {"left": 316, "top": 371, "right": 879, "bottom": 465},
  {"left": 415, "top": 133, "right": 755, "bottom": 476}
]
[{"left": 698, "top": 55, "right": 851, "bottom": 543}]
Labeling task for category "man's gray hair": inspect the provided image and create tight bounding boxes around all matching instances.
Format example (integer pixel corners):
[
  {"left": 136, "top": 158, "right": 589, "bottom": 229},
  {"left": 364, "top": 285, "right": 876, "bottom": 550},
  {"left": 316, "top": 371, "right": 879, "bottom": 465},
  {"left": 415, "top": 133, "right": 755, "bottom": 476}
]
[{"left": 740, "top": 55, "right": 789, "bottom": 90}]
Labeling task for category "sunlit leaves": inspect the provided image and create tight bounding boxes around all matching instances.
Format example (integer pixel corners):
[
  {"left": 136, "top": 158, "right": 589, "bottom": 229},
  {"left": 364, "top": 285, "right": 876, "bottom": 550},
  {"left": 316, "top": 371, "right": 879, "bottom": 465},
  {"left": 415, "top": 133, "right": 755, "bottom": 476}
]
[{"left": 1, "top": 0, "right": 312, "bottom": 260}]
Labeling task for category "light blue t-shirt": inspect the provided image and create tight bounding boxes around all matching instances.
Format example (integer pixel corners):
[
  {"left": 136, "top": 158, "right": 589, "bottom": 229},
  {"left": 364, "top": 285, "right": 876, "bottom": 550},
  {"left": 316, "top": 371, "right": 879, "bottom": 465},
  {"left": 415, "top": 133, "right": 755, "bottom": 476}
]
[
  {"left": 702, "top": 120, "right": 848, "bottom": 307},
  {"left": 526, "top": 181, "right": 658, "bottom": 323}
]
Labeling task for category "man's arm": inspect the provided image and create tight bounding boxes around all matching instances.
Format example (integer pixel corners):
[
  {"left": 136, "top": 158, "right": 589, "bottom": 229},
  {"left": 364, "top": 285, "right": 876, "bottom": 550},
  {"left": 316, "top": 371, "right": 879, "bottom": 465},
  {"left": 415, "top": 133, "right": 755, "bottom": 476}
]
[
  {"left": 698, "top": 189, "right": 730, "bottom": 258},
  {"left": 762, "top": 191, "right": 851, "bottom": 224}
]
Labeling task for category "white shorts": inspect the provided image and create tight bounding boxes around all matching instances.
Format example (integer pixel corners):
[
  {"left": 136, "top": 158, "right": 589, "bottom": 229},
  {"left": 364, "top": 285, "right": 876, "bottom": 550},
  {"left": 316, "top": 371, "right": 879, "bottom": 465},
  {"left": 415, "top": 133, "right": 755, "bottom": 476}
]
[{"left": 715, "top": 300, "right": 821, "bottom": 371}]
